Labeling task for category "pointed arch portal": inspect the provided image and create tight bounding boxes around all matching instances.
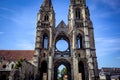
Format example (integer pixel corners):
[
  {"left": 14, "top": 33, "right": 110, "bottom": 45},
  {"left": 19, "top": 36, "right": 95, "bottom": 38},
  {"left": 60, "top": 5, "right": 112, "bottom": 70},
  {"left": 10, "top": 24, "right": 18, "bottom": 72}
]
[
  {"left": 78, "top": 61, "right": 85, "bottom": 80},
  {"left": 40, "top": 61, "right": 48, "bottom": 80},
  {"left": 54, "top": 59, "right": 71, "bottom": 80}
]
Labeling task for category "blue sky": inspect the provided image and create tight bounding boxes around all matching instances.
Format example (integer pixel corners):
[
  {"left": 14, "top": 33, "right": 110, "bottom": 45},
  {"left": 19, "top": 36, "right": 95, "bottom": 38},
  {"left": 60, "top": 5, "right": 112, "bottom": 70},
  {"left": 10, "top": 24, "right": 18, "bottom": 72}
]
[{"left": 0, "top": 0, "right": 120, "bottom": 68}]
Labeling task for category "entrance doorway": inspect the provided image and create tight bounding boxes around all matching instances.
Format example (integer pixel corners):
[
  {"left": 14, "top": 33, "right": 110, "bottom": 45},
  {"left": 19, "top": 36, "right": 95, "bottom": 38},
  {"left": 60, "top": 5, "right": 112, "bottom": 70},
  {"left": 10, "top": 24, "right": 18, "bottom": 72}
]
[
  {"left": 40, "top": 61, "right": 47, "bottom": 80},
  {"left": 54, "top": 60, "right": 71, "bottom": 80},
  {"left": 78, "top": 61, "right": 85, "bottom": 80}
]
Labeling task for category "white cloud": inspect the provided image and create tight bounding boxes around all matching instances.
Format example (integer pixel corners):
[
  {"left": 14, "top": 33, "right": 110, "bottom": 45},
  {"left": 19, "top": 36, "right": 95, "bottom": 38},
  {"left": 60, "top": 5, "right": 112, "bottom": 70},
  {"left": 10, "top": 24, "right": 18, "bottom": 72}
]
[
  {"left": 101, "top": 0, "right": 120, "bottom": 9},
  {"left": 116, "top": 57, "right": 120, "bottom": 60},
  {"left": 95, "top": 37, "right": 120, "bottom": 57},
  {"left": 27, "top": 30, "right": 36, "bottom": 36},
  {"left": 92, "top": 0, "right": 120, "bottom": 9},
  {"left": 0, "top": 7, "right": 16, "bottom": 13},
  {"left": 88, "top": 0, "right": 120, "bottom": 19},
  {"left": 11, "top": 12, "right": 36, "bottom": 26},
  {"left": 96, "top": 37, "right": 120, "bottom": 44},
  {"left": 0, "top": 32, "right": 4, "bottom": 35},
  {"left": 16, "top": 40, "right": 34, "bottom": 50},
  {"left": 0, "top": 6, "right": 37, "bottom": 27}
]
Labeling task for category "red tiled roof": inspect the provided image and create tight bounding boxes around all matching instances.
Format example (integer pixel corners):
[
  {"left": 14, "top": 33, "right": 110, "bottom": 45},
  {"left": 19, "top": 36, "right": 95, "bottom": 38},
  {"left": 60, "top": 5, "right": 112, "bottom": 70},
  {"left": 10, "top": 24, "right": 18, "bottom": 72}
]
[{"left": 0, "top": 50, "right": 34, "bottom": 61}]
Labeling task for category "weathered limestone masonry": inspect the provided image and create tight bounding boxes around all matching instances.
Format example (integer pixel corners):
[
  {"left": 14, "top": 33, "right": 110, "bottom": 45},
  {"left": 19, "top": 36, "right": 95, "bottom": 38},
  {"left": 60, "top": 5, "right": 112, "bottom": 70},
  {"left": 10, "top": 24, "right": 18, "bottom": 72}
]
[{"left": 33, "top": 0, "right": 99, "bottom": 80}]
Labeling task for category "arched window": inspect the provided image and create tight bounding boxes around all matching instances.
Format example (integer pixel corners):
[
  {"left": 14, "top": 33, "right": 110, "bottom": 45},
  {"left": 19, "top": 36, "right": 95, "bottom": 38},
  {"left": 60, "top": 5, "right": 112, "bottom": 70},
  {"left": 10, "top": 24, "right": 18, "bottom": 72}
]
[
  {"left": 77, "top": 35, "right": 82, "bottom": 48},
  {"left": 43, "top": 34, "right": 49, "bottom": 49},
  {"left": 75, "top": 8, "right": 81, "bottom": 19},
  {"left": 44, "top": 14, "right": 49, "bottom": 21}
]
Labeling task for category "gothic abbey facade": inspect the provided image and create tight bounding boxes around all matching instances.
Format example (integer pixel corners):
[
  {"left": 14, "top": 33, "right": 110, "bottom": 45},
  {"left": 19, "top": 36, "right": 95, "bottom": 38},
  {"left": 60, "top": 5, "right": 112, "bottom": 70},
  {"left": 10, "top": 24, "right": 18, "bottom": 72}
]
[{"left": 32, "top": 0, "right": 99, "bottom": 80}]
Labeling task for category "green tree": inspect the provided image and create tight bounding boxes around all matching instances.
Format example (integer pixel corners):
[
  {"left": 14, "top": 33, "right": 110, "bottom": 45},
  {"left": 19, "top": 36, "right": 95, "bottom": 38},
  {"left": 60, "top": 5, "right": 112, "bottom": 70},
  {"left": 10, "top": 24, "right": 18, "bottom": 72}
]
[
  {"left": 61, "top": 67, "right": 67, "bottom": 79},
  {"left": 14, "top": 58, "right": 23, "bottom": 69}
]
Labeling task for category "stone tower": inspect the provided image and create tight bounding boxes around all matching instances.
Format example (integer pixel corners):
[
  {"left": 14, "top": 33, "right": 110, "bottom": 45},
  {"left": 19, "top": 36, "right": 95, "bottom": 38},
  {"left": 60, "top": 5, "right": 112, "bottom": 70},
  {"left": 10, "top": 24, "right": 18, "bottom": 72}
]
[{"left": 33, "top": 0, "right": 99, "bottom": 80}]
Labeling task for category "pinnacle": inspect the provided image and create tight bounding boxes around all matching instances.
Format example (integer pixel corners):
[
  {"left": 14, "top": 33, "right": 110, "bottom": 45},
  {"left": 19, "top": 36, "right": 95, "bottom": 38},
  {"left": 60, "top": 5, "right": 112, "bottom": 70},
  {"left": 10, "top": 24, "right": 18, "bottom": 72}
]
[{"left": 43, "top": 0, "right": 52, "bottom": 7}]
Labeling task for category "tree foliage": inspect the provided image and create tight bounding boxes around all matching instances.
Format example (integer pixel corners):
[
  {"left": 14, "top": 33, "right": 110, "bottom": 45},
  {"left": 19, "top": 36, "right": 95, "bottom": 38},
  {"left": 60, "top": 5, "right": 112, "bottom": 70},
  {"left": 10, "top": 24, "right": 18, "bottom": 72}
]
[
  {"left": 61, "top": 68, "right": 67, "bottom": 76},
  {"left": 14, "top": 58, "right": 23, "bottom": 69}
]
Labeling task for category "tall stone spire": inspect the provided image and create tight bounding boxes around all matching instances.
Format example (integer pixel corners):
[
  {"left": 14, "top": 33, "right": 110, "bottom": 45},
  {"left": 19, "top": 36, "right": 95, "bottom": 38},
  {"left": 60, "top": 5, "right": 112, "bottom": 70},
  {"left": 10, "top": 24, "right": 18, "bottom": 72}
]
[
  {"left": 42, "top": 0, "right": 52, "bottom": 7},
  {"left": 70, "top": 0, "right": 86, "bottom": 5}
]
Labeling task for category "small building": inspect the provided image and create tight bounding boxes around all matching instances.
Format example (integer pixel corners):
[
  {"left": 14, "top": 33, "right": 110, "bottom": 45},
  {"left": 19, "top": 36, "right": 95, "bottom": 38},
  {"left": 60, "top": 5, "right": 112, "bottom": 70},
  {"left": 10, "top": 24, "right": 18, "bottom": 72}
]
[
  {"left": 99, "top": 67, "right": 120, "bottom": 80},
  {"left": 0, "top": 50, "right": 35, "bottom": 80}
]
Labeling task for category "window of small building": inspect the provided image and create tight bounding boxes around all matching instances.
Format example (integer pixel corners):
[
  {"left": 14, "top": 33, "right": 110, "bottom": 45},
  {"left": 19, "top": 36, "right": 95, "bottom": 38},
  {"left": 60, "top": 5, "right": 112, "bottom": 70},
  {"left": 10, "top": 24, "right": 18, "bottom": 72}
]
[{"left": 11, "top": 64, "right": 14, "bottom": 69}]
